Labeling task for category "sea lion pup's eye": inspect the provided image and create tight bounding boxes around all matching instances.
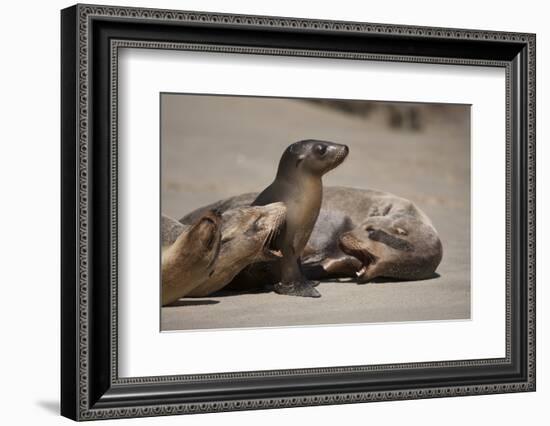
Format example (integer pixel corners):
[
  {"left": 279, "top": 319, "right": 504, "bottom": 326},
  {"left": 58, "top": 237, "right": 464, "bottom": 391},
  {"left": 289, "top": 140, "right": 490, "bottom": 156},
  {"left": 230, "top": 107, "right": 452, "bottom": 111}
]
[
  {"left": 314, "top": 144, "right": 327, "bottom": 156},
  {"left": 365, "top": 226, "right": 375, "bottom": 235}
]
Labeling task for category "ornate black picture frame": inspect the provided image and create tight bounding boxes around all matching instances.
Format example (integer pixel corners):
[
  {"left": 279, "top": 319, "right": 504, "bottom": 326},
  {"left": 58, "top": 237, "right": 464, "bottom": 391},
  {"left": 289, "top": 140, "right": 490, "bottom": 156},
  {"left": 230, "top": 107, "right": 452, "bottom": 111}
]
[{"left": 61, "top": 4, "right": 536, "bottom": 421}]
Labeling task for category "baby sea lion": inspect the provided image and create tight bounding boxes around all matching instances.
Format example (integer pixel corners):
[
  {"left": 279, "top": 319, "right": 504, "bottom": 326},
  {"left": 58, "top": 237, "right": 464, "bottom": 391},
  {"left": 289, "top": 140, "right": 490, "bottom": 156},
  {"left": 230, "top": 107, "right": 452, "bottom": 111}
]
[
  {"left": 161, "top": 212, "right": 221, "bottom": 306},
  {"left": 179, "top": 186, "right": 442, "bottom": 290},
  {"left": 252, "top": 140, "right": 349, "bottom": 298}
]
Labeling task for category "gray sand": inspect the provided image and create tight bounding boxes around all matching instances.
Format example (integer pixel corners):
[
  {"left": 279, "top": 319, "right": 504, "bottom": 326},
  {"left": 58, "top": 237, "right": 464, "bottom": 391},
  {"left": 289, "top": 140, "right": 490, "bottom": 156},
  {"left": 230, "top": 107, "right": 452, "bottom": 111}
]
[{"left": 160, "top": 95, "right": 470, "bottom": 330}]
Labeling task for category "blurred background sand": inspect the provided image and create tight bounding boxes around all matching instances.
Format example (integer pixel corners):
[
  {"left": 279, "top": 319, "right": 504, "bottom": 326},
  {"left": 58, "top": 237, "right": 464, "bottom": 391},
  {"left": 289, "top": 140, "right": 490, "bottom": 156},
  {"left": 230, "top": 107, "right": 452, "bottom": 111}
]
[{"left": 160, "top": 94, "right": 470, "bottom": 330}]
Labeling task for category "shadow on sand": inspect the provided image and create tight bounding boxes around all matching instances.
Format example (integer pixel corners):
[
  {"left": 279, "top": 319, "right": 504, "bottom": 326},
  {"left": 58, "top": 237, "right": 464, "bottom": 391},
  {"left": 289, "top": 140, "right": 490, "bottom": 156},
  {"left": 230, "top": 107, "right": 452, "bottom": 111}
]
[
  {"left": 168, "top": 299, "right": 220, "bottom": 307},
  {"left": 367, "top": 272, "right": 441, "bottom": 284},
  {"left": 199, "top": 273, "right": 442, "bottom": 298}
]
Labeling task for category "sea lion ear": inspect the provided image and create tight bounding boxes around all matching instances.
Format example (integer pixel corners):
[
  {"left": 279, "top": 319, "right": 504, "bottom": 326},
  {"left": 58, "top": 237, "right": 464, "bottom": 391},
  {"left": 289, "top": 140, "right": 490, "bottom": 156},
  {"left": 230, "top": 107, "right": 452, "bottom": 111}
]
[{"left": 295, "top": 154, "right": 306, "bottom": 168}]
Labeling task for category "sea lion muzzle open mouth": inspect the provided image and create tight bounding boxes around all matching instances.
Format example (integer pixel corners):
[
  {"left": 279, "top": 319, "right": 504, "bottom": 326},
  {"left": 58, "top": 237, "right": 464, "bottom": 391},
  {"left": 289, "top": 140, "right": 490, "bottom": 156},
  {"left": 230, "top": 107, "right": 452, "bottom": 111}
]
[{"left": 338, "top": 237, "right": 377, "bottom": 279}]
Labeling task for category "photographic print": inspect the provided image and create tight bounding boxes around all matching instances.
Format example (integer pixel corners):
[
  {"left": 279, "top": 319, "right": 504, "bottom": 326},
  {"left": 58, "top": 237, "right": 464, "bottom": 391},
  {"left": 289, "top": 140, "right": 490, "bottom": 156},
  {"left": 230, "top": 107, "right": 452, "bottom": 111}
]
[
  {"left": 160, "top": 94, "right": 470, "bottom": 331},
  {"left": 61, "top": 5, "right": 535, "bottom": 419}
]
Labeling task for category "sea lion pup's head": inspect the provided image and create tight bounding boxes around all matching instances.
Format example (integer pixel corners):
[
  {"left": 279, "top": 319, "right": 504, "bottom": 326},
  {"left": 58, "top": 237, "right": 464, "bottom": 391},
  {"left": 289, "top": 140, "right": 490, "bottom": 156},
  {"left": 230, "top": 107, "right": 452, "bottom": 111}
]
[
  {"left": 338, "top": 215, "right": 443, "bottom": 283},
  {"left": 220, "top": 202, "right": 286, "bottom": 262},
  {"left": 277, "top": 139, "right": 349, "bottom": 178}
]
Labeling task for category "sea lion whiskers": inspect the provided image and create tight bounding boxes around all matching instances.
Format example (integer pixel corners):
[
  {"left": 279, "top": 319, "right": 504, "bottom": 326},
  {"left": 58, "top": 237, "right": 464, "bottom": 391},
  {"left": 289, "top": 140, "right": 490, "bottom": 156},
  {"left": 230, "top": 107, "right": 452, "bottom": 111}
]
[{"left": 260, "top": 207, "right": 285, "bottom": 259}]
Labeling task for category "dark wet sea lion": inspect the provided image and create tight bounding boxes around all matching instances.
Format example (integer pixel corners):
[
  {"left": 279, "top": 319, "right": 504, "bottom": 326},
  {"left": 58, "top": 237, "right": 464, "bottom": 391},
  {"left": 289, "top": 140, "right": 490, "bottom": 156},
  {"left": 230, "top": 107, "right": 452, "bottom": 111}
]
[
  {"left": 179, "top": 186, "right": 442, "bottom": 289},
  {"left": 161, "top": 212, "right": 221, "bottom": 306},
  {"left": 252, "top": 140, "right": 349, "bottom": 298}
]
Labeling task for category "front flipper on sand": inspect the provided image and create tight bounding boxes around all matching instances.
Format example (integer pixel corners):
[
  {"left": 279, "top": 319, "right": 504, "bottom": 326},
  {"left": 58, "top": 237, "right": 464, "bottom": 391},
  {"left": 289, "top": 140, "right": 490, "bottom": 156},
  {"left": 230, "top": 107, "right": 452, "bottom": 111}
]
[{"left": 274, "top": 281, "right": 321, "bottom": 298}]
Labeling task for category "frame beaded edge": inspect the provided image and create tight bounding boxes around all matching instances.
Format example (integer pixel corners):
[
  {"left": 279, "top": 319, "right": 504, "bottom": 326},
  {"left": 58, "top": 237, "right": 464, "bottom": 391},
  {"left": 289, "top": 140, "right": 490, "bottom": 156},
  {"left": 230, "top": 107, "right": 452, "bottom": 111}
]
[{"left": 73, "top": 4, "right": 536, "bottom": 419}]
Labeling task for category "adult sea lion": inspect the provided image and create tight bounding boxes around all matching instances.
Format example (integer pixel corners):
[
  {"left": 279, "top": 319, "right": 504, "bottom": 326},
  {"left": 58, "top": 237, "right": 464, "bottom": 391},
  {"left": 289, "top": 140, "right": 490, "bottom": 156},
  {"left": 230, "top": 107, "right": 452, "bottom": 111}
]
[
  {"left": 162, "top": 203, "right": 286, "bottom": 302},
  {"left": 305, "top": 188, "right": 442, "bottom": 283},
  {"left": 179, "top": 186, "right": 442, "bottom": 291},
  {"left": 252, "top": 140, "right": 349, "bottom": 298},
  {"left": 186, "top": 203, "right": 286, "bottom": 297}
]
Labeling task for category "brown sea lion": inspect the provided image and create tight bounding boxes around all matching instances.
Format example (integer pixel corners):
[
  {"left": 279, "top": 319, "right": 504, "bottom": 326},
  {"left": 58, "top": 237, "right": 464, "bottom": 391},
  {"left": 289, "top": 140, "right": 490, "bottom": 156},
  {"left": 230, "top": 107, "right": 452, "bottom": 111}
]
[
  {"left": 186, "top": 203, "right": 286, "bottom": 297},
  {"left": 179, "top": 186, "right": 442, "bottom": 290},
  {"left": 162, "top": 203, "right": 286, "bottom": 302},
  {"left": 251, "top": 140, "right": 349, "bottom": 298},
  {"left": 308, "top": 191, "right": 442, "bottom": 283}
]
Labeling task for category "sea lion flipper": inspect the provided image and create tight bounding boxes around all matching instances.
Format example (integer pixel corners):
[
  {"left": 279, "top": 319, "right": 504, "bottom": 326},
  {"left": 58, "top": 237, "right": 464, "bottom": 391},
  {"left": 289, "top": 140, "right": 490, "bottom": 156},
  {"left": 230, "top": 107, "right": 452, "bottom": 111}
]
[
  {"left": 303, "top": 255, "right": 362, "bottom": 280},
  {"left": 274, "top": 280, "right": 321, "bottom": 298}
]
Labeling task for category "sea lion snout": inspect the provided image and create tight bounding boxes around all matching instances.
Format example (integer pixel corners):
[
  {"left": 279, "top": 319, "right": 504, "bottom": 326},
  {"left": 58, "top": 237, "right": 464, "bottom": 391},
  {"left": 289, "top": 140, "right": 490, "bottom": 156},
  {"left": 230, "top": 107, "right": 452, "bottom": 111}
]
[
  {"left": 343, "top": 144, "right": 349, "bottom": 157},
  {"left": 304, "top": 140, "right": 349, "bottom": 175},
  {"left": 338, "top": 232, "right": 378, "bottom": 282},
  {"left": 329, "top": 143, "right": 349, "bottom": 170}
]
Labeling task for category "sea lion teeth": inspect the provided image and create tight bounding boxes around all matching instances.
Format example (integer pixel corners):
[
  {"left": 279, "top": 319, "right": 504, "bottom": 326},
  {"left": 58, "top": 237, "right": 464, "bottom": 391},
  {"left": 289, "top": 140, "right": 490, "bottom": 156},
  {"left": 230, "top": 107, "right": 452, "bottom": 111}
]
[
  {"left": 262, "top": 246, "right": 283, "bottom": 260},
  {"left": 271, "top": 249, "right": 283, "bottom": 257},
  {"left": 356, "top": 266, "right": 368, "bottom": 277}
]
